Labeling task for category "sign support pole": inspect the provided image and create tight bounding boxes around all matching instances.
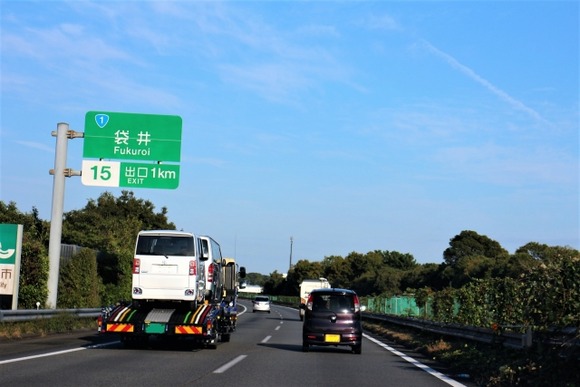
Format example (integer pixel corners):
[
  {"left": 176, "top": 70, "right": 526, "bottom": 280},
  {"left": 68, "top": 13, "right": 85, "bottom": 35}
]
[
  {"left": 11, "top": 225, "right": 23, "bottom": 310},
  {"left": 47, "top": 122, "right": 69, "bottom": 309}
]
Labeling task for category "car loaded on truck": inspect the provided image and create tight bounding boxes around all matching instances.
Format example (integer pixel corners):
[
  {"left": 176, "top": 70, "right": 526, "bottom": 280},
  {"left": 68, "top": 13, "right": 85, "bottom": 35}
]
[{"left": 98, "top": 230, "right": 245, "bottom": 348}]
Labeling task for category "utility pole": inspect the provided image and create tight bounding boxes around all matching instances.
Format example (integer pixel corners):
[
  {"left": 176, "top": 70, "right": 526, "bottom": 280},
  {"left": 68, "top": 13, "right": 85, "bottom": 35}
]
[{"left": 289, "top": 236, "right": 293, "bottom": 271}]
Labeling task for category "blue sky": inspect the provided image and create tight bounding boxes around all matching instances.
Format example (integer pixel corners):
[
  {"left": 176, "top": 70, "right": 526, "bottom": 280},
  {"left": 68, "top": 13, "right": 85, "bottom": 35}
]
[{"left": 1, "top": 1, "right": 578, "bottom": 275}]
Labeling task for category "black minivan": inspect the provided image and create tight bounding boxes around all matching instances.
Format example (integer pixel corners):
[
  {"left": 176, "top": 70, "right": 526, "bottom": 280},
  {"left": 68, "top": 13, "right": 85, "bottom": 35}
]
[{"left": 300, "top": 288, "right": 364, "bottom": 354}]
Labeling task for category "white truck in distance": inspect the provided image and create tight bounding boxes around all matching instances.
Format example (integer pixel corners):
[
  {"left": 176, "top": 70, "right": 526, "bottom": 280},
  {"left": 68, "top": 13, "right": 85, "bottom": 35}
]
[{"left": 299, "top": 278, "right": 331, "bottom": 320}]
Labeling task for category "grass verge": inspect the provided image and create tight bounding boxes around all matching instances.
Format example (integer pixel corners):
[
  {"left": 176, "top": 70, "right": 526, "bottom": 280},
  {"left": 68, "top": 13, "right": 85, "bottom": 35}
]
[
  {"left": 0, "top": 314, "right": 97, "bottom": 340},
  {"left": 363, "top": 321, "right": 579, "bottom": 386}
]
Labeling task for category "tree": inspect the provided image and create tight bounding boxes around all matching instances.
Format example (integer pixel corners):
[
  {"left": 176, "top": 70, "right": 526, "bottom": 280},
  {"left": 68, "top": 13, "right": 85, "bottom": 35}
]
[
  {"left": 286, "top": 259, "right": 324, "bottom": 296},
  {"left": 371, "top": 266, "right": 403, "bottom": 296},
  {"left": 0, "top": 201, "right": 50, "bottom": 308},
  {"left": 449, "top": 255, "right": 494, "bottom": 288},
  {"left": 379, "top": 250, "right": 417, "bottom": 270},
  {"left": 262, "top": 271, "right": 287, "bottom": 295},
  {"left": 244, "top": 272, "right": 268, "bottom": 287},
  {"left": 346, "top": 251, "right": 377, "bottom": 280},
  {"left": 443, "top": 230, "right": 508, "bottom": 266},
  {"left": 18, "top": 236, "right": 49, "bottom": 308},
  {"left": 401, "top": 263, "right": 447, "bottom": 291},
  {"left": 322, "top": 255, "right": 350, "bottom": 288},
  {"left": 58, "top": 248, "right": 103, "bottom": 308},
  {"left": 491, "top": 253, "right": 538, "bottom": 279},
  {"left": 515, "top": 242, "right": 577, "bottom": 264}
]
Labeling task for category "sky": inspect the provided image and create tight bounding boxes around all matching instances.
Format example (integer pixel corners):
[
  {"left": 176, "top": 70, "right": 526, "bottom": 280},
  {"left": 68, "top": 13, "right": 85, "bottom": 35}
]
[{"left": 1, "top": 1, "right": 578, "bottom": 276}]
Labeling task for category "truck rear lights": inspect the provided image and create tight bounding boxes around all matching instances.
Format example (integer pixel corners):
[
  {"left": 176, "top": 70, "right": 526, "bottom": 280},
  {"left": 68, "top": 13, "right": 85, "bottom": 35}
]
[
  {"left": 133, "top": 287, "right": 143, "bottom": 295},
  {"left": 189, "top": 260, "right": 196, "bottom": 276},
  {"left": 132, "top": 258, "right": 140, "bottom": 274}
]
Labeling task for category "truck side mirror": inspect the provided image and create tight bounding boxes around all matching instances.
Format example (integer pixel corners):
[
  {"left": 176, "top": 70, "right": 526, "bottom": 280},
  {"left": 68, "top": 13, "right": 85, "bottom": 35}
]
[{"left": 239, "top": 266, "right": 246, "bottom": 278}]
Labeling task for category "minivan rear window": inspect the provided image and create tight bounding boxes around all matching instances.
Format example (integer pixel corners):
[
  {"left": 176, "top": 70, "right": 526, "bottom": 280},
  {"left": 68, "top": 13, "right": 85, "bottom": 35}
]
[
  {"left": 136, "top": 235, "right": 195, "bottom": 256},
  {"left": 312, "top": 294, "right": 354, "bottom": 312}
]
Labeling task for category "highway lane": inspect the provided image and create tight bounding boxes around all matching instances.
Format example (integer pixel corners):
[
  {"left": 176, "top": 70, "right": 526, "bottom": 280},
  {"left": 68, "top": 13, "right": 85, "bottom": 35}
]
[{"left": 0, "top": 301, "right": 473, "bottom": 386}]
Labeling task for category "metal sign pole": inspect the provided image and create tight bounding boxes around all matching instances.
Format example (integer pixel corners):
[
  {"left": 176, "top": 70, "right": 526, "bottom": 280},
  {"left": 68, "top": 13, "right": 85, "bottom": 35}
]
[
  {"left": 46, "top": 122, "right": 69, "bottom": 309},
  {"left": 11, "top": 225, "right": 23, "bottom": 310}
]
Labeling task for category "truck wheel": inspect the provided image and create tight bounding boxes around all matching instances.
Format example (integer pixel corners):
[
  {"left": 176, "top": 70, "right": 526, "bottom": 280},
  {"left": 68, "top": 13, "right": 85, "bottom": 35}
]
[
  {"left": 221, "top": 333, "right": 230, "bottom": 342},
  {"left": 302, "top": 341, "right": 309, "bottom": 352},
  {"left": 207, "top": 342, "right": 218, "bottom": 349}
]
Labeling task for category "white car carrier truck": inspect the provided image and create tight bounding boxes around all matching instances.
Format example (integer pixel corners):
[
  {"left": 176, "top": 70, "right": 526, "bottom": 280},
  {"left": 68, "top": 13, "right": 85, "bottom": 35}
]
[
  {"left": 98, "top": 230, "right": 245, "bottom": 348},
  {"left": 298, "top": 278, "right": 331, "bottom": 320}
]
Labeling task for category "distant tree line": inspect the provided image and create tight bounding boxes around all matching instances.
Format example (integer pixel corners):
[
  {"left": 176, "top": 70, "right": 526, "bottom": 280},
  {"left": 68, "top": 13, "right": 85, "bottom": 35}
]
[
  {"left": 1, "top": 192, "right": 578, "bottom": 321},
  {"left": 262, "top": 232, "right": 578, "bottom": 297}
]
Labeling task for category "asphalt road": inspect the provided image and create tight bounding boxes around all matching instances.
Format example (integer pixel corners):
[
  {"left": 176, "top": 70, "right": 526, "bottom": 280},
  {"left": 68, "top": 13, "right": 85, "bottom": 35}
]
[{"left": 0, "top": 301, "right": 474, "bottom": 387}]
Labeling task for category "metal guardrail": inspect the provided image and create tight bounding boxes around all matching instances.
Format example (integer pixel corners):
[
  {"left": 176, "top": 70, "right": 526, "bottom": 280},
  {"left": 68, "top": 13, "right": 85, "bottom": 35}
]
[
  {"left": 0, "top": 308, "right": 101, "bottom": 322},
  {"left": 363, "top": 312, "right": 534, "bottom": 349},
  {"left": 2, "top": 307, "right": 577, "bottom": 351}
]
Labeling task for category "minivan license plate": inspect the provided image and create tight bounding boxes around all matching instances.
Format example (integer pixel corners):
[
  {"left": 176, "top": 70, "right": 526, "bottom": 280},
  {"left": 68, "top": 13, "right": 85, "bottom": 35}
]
[{"left": 324, "top": 334, "right": 340, "bottom": 343}]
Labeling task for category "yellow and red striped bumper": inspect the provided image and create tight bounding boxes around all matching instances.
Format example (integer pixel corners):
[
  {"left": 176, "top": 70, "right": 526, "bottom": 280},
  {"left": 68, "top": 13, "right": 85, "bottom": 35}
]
[
  {"left": 175, "top": 325, "right": 203, "bottom": 335},
  {"left": 106, "top": 323, "right": 134, "bottom": 333}
]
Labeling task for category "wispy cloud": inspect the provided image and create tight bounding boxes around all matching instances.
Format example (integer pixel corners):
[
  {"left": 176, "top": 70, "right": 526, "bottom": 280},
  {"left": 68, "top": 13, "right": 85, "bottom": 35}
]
[
  {"left": 15, "top": 141, "right": 53, "bottom": 153},
  {"left": 421, "top": 40, "right": 552, "bottom": 127},
  {"left": 365, "top": 14, "right": 401, "bottom": 31}
]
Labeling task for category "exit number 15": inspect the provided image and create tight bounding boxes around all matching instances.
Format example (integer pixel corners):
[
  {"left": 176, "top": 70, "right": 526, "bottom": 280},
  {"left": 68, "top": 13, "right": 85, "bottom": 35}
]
[{"left": 81, "top": 160, "right": 121, "bottom": 187}]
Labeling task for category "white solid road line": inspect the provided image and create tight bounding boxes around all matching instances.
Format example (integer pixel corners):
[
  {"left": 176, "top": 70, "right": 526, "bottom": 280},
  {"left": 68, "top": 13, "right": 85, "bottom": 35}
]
[
  {"left": 364, "top": 334, "right": 467, "bottom": 387},
  {"left": 0, "top": 341, "right": 115, "bottom": 365}
]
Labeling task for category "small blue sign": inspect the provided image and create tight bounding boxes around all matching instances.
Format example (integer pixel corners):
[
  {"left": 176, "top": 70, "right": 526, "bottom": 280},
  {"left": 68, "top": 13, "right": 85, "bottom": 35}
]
[{"left": 95, "top": 114, "right": 109, "bottom": 128}]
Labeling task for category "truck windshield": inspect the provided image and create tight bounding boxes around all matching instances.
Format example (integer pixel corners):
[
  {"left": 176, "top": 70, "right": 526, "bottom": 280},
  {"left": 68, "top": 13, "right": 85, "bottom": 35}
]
[{"left": 136, "top": 235, "right": 195, "bottom": 256}]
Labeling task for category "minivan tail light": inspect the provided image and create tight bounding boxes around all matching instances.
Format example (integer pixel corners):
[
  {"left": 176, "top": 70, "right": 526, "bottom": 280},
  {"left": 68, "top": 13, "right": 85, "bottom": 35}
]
[
  {"left": 132, "top": 258, "right": 140, "bottom": 274},
  {"left": 189, "top": 260, "right": 197, "bottom": 276},
  {"left": 306, "top": 294, "right": 313, "bottom": 311},
  {"left": 354, "top": 294, "right": 361, "bottom": 313}
]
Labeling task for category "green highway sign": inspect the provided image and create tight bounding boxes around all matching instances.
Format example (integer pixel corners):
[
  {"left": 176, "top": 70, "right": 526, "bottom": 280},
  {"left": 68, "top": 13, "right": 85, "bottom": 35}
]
[
  {"left": 83, "top": 111, "right": 182, "bottom": 162},
  {"left": 0, "top": 224, "right": 19, "bottom": 265},
  {"left": 82, "top": 160, "right": 180, "bottom": 189}
]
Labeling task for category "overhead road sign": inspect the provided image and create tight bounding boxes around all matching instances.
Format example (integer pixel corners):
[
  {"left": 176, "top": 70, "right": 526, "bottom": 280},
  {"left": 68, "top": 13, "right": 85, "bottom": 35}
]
[
  {"left": 83, "top": 111, "right": 182, "bottom": 162},
  {"left": 81, "top": 160, "right": 180, "bottom": 189}
]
